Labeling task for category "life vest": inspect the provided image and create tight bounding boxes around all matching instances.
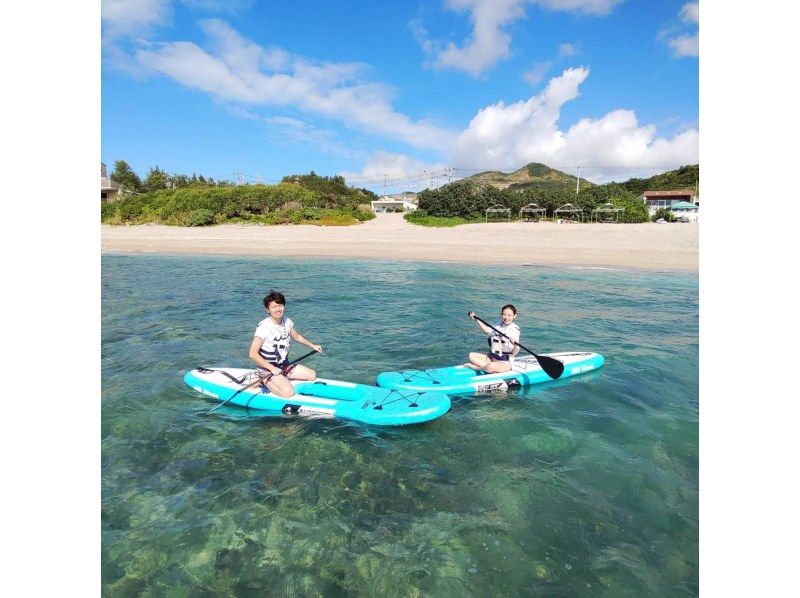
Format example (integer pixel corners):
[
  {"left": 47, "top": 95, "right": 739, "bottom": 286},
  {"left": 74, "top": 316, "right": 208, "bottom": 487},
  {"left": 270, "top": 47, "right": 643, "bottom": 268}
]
[
  {"left": 255, "top": 317, "right": 293, "bottom": 364},
  {"left": 487, "top": 322, "right": 519, "bottom": 356}
]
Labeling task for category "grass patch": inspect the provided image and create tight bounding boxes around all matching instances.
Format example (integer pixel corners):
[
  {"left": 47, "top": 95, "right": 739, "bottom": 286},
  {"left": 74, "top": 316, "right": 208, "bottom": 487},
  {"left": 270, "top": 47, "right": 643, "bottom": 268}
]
[{"left": 403, "top": 213, "right": 479, "bottom": 227}]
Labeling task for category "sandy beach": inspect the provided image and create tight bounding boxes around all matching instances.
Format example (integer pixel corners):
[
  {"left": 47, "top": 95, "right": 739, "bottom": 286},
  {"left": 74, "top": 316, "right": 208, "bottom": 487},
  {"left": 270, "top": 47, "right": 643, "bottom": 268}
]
[{"left": 101, "top": 213, "right": 698, "bottom": 271}]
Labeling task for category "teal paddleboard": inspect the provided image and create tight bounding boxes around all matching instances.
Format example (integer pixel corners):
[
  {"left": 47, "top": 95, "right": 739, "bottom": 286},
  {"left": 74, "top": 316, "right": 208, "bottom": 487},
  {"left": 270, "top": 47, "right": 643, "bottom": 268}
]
[
  {"left": 184, "top": 367, "right": 451, "bottom": 426},
  {"left": 376, "top": 352, "right": 604, "bottom": 395}
]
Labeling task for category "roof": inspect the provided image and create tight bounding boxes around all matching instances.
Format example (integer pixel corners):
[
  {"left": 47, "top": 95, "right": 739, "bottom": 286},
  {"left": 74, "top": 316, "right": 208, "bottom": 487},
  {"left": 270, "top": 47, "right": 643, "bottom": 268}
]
[
  {"left": 668, "top": 201, "right": 698, "bottom": 210},
  {"left": 101, "top": 176, "right": 121, "bottom": 191},
  {"left": 642, "top": 189, "right": 695, "bottom": 198}
]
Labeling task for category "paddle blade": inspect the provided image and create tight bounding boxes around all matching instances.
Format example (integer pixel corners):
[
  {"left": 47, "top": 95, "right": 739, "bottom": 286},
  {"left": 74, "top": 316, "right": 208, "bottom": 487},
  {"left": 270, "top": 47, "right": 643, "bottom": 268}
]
[{"left": 536, "top": 354, "right": 565, "bottom": 380}]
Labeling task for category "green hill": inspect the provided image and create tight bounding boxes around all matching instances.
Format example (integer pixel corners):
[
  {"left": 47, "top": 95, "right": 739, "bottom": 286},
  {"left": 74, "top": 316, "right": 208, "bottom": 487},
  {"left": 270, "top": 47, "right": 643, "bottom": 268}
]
[
  {"left": 462, "top": 162, "right": 596, "bottom": 192},
  {"left": 461, "top": 162, "right": 698, "bottom": 195},
  {"left": 613, "top": 164, "right": 699, "bottom": 195}
]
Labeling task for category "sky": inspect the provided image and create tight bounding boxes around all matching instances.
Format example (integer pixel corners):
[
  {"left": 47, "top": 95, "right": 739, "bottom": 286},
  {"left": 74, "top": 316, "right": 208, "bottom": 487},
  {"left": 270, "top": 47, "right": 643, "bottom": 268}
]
[{"left": 101, "top": 0, "right": 699, "bottom": 191}]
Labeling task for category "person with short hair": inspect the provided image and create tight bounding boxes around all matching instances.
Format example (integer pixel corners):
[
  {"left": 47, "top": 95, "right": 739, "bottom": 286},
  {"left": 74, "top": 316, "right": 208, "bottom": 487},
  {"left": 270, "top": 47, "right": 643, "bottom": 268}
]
[
  {"left": 248, "top": 290, "right": 322, "bottom": 398},
  {"left": 465, "top": 305, "right": 520, "bottom": 373}
]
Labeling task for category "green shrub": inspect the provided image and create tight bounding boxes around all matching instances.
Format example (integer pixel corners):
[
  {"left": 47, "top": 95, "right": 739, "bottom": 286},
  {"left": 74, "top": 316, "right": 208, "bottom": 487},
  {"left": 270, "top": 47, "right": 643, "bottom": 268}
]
[
  {"left": 353, "top": 209, "right": 376, "bottom": 222},
  {"left": 186, "top": 209, "right": 215, "bottom": 226},
  {"left": 103, "top": 182, "right": 378, "bottom": 226},
  {"left": 605, "top": 196, "right": 650, "bottom": 223},
  {"left": 653, "top": 208, "right": 677, "bottom": 222},
  {"left": 100, "top": 202, "right": 118, "bottom": 222}
]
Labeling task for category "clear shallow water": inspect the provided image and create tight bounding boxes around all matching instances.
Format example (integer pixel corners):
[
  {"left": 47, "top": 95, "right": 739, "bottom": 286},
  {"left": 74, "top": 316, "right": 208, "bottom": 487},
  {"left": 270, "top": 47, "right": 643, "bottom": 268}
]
[{"left": 102, "top": 254, "right": 698, "bottom": 596}]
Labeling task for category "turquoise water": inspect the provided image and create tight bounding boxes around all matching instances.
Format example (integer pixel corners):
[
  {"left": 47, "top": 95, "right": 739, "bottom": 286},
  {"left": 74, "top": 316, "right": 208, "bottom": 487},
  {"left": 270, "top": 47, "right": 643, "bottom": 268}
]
[{"left": 102, "top": 254, "right": 698, "bottom": 596}]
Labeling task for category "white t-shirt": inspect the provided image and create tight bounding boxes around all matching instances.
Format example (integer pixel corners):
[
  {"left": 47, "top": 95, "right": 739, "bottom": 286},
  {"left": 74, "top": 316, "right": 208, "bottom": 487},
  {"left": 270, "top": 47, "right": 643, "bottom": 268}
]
[
  {"left": 488, "top": 321, "right": 520, "bottom": 356},
  {"left": 254, "top": 316, "right": 294, "bottom": 364}
]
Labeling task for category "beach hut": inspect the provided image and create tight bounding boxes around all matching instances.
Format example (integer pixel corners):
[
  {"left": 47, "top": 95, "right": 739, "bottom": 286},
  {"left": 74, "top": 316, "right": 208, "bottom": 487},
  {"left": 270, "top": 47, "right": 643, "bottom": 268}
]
[
  {"left": 554, "top": 203, "right": 584, "bottom": 223},
  {"left": 519, "top": 203, "right": 547, "bottom": 222},
  {"left": 591, "top": 202, "right": 624, "bottom": 223},
  {"left": 485, "top": 204, "right": 510, "bottom": 222},
  {"left": 101, "top": 162, "right": 122, "bottom": 202},
  {"left": 668, "top": 201, "right": 699, "bottom": 222}
]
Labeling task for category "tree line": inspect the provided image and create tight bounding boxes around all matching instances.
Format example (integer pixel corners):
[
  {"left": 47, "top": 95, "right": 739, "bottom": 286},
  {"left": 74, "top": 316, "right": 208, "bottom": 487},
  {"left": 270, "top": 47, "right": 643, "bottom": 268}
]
[
  {"left": 103, "top": 163, "right": 379, "bottom": 226},
  {"left": 414, "top": 180, "right": 651, "bottom": 222},
  {"left": 109, "top": 160, "right": 235, "bottom": 193}
]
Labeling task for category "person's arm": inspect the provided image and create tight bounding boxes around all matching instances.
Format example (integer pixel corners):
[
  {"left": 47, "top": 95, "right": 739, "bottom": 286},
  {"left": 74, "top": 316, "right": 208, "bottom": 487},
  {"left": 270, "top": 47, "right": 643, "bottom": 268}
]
[
  {"left": 248, "top": 336, "right": 282, "bottom": 375},
  {"left": 468, "top": 311, "right": 493, "bottom": 335},
  {"left": 511, "top": 331, "right": 521, "bottom": 355},
  {"left": 290, "top": 329, "right": 322, "bottom": 353}
]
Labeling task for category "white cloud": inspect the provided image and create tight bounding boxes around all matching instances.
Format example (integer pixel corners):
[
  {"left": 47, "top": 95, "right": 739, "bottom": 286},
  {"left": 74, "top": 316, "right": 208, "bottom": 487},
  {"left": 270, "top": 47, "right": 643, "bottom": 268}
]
[
  {"left": 558, "top": 42, "right": 578, "bottom": 57},
  {"left": 131, "top": 20, "right": 457, "bottom": 150},
  {"left": 102, "top": 0, "right": 171, "bottom": 37},
  {"left": 532, "top": 0, "right": 622, "bottom": 15},
  {"left": 680, "top": 2, "right": 699, "bottom": 24},
  {"left": 263, "top": 117, "right": 367, "bottom": 160},
  {"left": 433, "top": 0, "right": 527, "bottom": 77},
  {"left": 523, "top": 41, "right": 579, "bottom": 86},
  {"left": 523, "top": 61, "right": 553, "bottom": 85},
  {"left": 340, "top": 152, "right": 450, "bottom": 192},
  {"left": 102, "top": 40, "right": 151, "bottom": 77},
  {"left": 663, "top": 2, "right": 699, "bottom": 58},
  {"left": 418, "top": 0, "right": 622, "bottom": 76},
  {"left": 180, "top": 0, "right": 254, "bottom": 13},
  {"left": 102, "top": 0, "right": 253, "bottom": 38},
  {"left": 668, "top": 34, "right": 699, "bottom": 58},
  {"left": 409, "top": 20, "right": 434, "bottom": 54},
  {"left": 451, "top": 67, "right": 699, "bottom": 182}
]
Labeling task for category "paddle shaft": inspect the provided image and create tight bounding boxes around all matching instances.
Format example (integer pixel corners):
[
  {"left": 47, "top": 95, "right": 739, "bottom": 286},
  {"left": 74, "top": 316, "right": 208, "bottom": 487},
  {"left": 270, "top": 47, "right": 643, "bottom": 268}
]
[{"left": 204, "top": 349, "right": 319, "bottom": 414}]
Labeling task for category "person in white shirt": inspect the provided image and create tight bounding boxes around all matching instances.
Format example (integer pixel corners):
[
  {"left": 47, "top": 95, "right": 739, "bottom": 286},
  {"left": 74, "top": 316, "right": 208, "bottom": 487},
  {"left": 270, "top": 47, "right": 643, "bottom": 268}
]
[
  {"left": 465, "top": 305, "right": 520, "bottom": 373},
  {"left": 248, "top": 290, "right": 322, "bottom": 398}
]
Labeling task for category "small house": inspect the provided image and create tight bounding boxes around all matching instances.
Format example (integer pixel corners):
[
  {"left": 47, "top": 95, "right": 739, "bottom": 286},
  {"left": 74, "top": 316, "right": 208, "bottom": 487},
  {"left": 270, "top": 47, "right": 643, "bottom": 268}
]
[
  {"left": 641, "top": 189, "right": 696, "bottom": 216},
  {"left": 101, "top": 163, "right": 122, "bottom": 202}
]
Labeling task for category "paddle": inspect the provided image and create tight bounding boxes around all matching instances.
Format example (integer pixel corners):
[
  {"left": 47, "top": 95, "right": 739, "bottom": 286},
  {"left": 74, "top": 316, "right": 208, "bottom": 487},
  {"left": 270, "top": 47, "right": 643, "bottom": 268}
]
[
  {"left": 202, "top": 349, "right": 320, "bottom": 415},
  {"left": 469, "top": 312, "right": 564, "bottom": 380}
]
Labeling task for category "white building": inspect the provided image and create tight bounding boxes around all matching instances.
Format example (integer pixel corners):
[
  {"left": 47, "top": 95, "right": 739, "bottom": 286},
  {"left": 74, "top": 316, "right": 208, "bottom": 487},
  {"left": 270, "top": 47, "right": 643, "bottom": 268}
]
[
  {"left": 371, "top": 193, "right": 418, "bottom": 212},
  {"left": 641, "top": 189, "right": 697, "bottom": 217}
]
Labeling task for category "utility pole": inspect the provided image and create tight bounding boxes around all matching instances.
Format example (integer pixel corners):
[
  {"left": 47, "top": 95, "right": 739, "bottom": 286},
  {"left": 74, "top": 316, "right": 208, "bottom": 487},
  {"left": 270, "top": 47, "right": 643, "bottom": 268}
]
[
  {"left": 383, "top": 174, "right": 388, "bottom": 198},
  {"left": 575, "top": 165, "right": 581, "bottom": 199}
]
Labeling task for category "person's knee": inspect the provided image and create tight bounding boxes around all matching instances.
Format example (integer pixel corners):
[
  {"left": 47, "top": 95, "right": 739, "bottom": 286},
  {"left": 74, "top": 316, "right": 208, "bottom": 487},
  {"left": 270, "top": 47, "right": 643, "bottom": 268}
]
[
  {"left": 277, "top": 386, "right": 295, "bottom": 398},
  {"left": 270, "top": 378, "right": 295, "bottom": 398}
]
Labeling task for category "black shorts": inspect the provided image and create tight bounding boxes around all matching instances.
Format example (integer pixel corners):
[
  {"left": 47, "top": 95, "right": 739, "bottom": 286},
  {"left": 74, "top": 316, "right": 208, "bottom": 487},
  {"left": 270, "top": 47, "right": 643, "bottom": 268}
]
[
  {"left": 488, "top": 353, "right": 511, "bottom": 362},
  {"left": 258, "top": 361, "right": 297, "bottom": 377}
]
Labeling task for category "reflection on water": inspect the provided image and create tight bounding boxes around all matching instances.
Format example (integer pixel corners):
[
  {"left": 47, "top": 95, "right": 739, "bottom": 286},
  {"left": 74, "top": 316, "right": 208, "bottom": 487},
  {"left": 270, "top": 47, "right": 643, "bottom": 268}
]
[{"left": 102, "top": 255, "right": 698, "bottom": 595}]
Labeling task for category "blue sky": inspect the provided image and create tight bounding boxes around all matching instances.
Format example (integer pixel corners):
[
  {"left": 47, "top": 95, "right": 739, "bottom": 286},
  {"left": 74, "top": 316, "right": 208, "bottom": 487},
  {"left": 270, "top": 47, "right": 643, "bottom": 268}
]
[{"left": 102, "top": 0, "right": 699, "bottom": 191}]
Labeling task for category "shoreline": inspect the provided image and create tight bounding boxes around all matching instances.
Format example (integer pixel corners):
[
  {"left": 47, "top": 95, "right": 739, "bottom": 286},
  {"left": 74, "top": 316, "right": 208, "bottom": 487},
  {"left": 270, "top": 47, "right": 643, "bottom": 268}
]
[{"left": 101, "top": 214, "right": 698, "bottom": 272}]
